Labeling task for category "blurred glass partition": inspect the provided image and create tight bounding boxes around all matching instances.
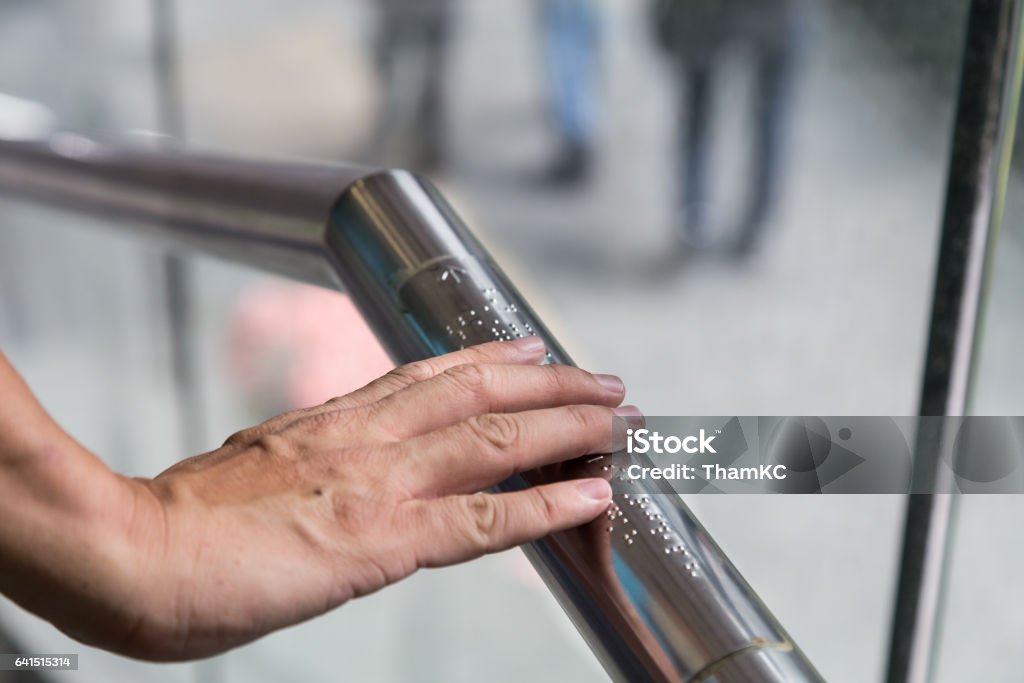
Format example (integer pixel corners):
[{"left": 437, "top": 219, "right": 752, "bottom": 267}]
[{"left": 0, "top": 1, "right": 1019, "bottom": 682}]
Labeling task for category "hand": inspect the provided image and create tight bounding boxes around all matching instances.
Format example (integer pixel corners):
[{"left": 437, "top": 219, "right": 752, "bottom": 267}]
[{"left": 88, "top": 338, "right": 628, "bottom": 660}]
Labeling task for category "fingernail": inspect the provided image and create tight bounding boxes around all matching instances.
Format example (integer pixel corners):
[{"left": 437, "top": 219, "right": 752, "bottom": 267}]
[
  {"left": 509, "top": 335, "right": 545, "bottom": 354},
  {"left": 594, "top": 374, "right": 625, "bottom": 396},
  {"left": 613, "top": 405, "right": 645, "bottom": 428},
  {"left": 577, "top": 478, "right": 611, "bottom": 502}
]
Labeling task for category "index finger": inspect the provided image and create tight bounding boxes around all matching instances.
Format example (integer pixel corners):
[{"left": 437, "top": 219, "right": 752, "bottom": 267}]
[
  {"left": 326, "top": 337, "right": 548, "bottom": 410},
  {"left": 220, "top": 338, "right": 550, "bottom": 451}
]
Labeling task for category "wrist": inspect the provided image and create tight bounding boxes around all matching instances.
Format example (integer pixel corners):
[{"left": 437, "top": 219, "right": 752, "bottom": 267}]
[{"left": 0, "top": 436, "right": 145, "bottom": 651}]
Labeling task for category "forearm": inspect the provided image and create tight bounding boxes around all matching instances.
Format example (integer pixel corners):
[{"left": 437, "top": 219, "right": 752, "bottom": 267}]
[{"left": 0, "top": 351, "right": 139, "bottom": 648}]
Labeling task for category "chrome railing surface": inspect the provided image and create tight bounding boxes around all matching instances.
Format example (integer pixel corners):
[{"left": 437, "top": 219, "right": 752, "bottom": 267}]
[{"left": 0, "top": 136, "right": 822, "bottom": 683}]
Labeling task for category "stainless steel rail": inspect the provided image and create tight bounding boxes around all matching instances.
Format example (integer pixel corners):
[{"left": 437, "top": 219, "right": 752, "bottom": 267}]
[{"left": 0, "top": 137, "right": 823, "bottom": 683}]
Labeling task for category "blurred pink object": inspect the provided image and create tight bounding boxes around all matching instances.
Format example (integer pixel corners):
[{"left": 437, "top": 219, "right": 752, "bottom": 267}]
[{"left": 228, "top": 281, "right": 394, "bottom": 410}]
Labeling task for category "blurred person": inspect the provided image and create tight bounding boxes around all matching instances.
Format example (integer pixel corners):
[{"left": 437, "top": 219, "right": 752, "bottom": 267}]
[
  {"left": 540, "top": 0, "right": 601, "bottom": 186},
  {"left": 651, "top": 0, "right": 804, "bottom": 257},
  {"left": 0, "top": 338, "right": 633, "bottom": 659},
  {"left": 371, "top": 0, "right": 454, "bottom": 171}
]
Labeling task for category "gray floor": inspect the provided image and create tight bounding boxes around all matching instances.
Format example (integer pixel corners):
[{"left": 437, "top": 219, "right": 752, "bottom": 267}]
[{"left": 1, "top": 1, "right": 1023, "bottom": 682}]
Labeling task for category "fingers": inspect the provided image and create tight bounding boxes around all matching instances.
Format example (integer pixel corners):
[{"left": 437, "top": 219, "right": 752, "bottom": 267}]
[
  {"left": 406, "top": 478, "right": 612, "bottom": 568},
  {"left": 394, "top": 404, "right": 629, "bottom": 497},
  {"left": 327, "top": 337, "right": 549, "bottom": 411},
  {"left": 219, "top": 338, "right": 549, "bottom": 449},
  {"left": 369, "top": 363, "right": 625, "bottom": 440}
]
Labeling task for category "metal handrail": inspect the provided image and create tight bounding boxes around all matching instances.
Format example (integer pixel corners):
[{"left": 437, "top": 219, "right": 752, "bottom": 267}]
[{"left": 0, "top": 135, "right": 822, "bottom": 682}]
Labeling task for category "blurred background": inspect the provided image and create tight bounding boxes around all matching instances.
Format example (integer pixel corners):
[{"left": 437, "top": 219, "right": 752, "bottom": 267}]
[{"left": 0, "top": 0, "right": 1023, "bottom": 681}]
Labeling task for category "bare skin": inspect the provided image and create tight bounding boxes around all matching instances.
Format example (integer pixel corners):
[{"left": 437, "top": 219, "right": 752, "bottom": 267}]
[{"left": 0, "top": 336, "right": 632, "bottom": 661}]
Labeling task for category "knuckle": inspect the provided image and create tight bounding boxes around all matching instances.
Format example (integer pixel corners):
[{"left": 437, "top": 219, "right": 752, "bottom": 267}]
[
  {"left": 250, "top": 433, "right": 296, "bottom": 461},
  {"left": 468, "top": 412, "right": 521, "bottom": 452},
  {"left": 444, "top": 363, "right": 491, "bottom": 399},
  {"left": 222, "top": 407, "right": 309, "bottom": 447},
  {"left": 390, "top": 360, "right": 436, "bottom": 387},
  {"left": 460, "top": 494, "right": 503, "bottom": 550},
  {"left": 534, "top": 487, "right": 562, "bottom": 525},
  {"left": 565, "top": 404, "right": 598, "bottom": 431},
  {"left": 222, "top": 427, "right": 257, "bottom": 448},
  {"left": 370, "top": 362, "right": 434, "bottom": 396},
  {"left": 540, "top": 363, "right": 575, "bottom": 394}
]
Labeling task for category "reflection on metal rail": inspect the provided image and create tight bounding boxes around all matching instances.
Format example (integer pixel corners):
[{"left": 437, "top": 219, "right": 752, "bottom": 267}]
[{"left": 0, "top": 137, "right": 823, "bottom": 683}]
